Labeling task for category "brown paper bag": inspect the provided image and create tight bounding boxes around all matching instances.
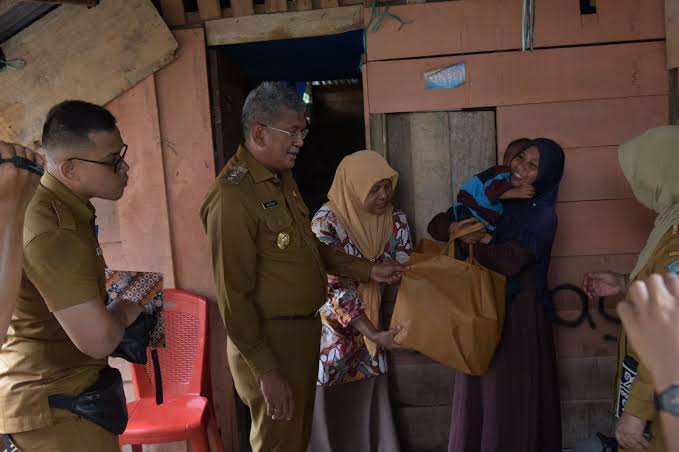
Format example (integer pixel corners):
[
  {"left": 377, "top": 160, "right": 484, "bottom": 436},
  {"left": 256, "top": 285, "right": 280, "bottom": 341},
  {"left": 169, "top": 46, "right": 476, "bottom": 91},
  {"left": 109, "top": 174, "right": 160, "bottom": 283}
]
[{"left": 390, "top": 239, "right": 506, "bottom": 375}]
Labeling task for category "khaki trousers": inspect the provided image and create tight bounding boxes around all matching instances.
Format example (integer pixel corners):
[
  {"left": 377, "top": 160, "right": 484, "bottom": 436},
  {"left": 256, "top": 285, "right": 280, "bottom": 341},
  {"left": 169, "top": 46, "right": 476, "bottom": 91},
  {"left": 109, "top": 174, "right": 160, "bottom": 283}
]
[
  {"left": 229, "top": 318, "right": 321, "bottom": 452},
  {"left": 8, "top": 409, "right": 118, "bottom": 452}
]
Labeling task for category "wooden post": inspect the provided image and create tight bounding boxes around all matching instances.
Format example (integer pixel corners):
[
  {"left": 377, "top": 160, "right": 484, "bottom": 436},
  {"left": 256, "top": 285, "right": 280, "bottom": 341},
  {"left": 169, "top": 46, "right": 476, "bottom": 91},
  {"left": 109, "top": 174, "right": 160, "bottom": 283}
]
[
  {"left": 206, "top": 49, "right": 246, "bottom": 172},
  {"left": 669, "top": 0, "right": 679, "bottom": 124},
  {"left": 265, "top": 0, "right": 287, "bottom": 13},
  {"left": 160, "top": 0, "right": 186, "bottom": 26},
  {"left": 231, "top": 0, "right": 254, "bottom": 17},
  {"left": 671, "top": 69, "right": 679, "bottom": 125},
  {"left": 294, "top": 0, "right": 313, "bottom": 10},
  {"left": 318, "top": 0, "right": 339, "bottom": 8},
  {"left": 369, "top": 113, "right": 387, "bottom": 157},
  {"left": 667, "top": 0, "right": 679, "bottom": 70},
  {"left": 197, "top": 0, "right": 222, "bottom": 20}
]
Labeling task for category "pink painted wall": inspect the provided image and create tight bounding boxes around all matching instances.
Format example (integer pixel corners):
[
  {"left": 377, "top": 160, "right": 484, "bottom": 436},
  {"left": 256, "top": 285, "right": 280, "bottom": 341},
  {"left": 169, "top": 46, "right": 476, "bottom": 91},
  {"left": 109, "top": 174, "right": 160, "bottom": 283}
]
[{"left": 95, "top": 29, "right": 237, "bottom": 452}]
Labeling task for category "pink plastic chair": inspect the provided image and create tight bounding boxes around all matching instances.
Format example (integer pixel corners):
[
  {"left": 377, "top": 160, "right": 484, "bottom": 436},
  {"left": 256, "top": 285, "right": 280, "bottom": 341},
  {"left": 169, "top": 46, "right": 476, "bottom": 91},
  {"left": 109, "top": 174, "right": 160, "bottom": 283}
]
[{"left": 119, "top": 289, "right": 223, "bottom": 452}]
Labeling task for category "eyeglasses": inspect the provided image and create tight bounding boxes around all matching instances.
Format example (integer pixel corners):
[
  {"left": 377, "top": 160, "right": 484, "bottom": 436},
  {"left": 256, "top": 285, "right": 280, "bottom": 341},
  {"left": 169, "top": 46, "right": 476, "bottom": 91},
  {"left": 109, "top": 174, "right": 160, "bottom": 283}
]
[
  {"left": 69, "top": 144, "right": 128, "bottom": 173},
  {"left": 262, "top": 125, "right": 309, "bottom": 141}
]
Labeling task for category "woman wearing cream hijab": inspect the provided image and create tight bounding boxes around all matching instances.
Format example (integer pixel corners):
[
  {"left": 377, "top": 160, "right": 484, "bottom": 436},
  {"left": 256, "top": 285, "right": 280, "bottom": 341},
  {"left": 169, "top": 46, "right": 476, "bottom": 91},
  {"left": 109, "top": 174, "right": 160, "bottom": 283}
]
[
  {"left": 583, "top": 126, "right": 679, "bottom": 452},
  {"left": 308, "top": 151, "right": 412, "bottom": 452}
]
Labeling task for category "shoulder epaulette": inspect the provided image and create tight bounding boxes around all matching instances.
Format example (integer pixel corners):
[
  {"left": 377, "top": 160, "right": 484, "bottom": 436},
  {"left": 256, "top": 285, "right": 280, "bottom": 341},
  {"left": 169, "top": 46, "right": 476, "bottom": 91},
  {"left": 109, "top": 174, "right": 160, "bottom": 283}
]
[
  {"left": 50, "top": 200, "right": 77, "bottom": 230},
  {"left": 225, "top": 165, "right": 249, "bottom": 185}
]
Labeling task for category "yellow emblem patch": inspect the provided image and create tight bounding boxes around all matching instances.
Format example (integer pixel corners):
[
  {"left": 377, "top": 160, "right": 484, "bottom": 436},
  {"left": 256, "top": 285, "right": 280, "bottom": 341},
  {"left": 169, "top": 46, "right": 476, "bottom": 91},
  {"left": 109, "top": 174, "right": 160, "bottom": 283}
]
[{"left": 277, "top": 232, "right": 290, "bottom": 250}]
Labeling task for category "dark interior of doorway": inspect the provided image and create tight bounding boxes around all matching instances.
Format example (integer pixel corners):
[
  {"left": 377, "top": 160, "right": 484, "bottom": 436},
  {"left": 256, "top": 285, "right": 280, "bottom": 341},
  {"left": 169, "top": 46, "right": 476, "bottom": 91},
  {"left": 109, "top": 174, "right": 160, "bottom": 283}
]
[
  {"left": 208, "top": 29, "right": 366, "bottom": 216},
  {"left": 207, "top": 30, "right": 366, "bottom": 452}
]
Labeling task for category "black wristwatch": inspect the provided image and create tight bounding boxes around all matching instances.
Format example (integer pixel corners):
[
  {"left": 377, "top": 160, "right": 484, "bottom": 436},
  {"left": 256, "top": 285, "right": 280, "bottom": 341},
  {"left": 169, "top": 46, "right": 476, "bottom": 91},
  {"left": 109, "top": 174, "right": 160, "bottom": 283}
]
[{"left": 655, "top": 383, "right": 679, "bottom": 415}]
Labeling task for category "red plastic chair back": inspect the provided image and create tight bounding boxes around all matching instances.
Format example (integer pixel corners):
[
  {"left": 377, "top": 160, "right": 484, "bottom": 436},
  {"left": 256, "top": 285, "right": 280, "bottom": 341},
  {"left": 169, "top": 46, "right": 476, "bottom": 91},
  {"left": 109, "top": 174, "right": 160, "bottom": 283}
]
[{"left": 131, "top": 289, "right": 208, "bottom": 400}]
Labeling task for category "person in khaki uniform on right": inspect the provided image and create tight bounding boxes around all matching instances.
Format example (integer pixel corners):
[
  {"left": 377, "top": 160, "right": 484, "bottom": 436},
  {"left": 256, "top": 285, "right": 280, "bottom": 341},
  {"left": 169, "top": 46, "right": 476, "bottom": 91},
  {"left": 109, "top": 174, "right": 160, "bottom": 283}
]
[
  {"left": 584, "top": 126, "right": 679, "bottom": 452},
  {"left": 201, "top": 82, "right": 406, "bottom": 452},
  {"left": 0, "top": 101, "right": 142, "bottom": 451}
]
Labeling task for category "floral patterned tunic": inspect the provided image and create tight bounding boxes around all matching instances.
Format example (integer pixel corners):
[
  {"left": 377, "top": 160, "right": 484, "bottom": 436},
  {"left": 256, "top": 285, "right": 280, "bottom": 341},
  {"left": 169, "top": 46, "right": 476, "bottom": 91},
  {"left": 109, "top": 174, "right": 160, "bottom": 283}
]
[{"left": 311, "top": 205, "right": 412, "bottom": 387}]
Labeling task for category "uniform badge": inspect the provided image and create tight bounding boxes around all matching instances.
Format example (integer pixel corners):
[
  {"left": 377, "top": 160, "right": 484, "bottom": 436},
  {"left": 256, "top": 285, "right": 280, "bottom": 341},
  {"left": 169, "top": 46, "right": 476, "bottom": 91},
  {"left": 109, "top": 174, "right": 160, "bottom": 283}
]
[
  {"left": 667, "top": 259, "right": 679, "bottom": 275},
  {"left": 262, "top": 200, "right": 278, "bottom": 209},
  {"left": 277, "top": 232, "right": 291, "bottom": 250},
  {"left": 225, "top": 166, "right": 248, "bottom": 185}
]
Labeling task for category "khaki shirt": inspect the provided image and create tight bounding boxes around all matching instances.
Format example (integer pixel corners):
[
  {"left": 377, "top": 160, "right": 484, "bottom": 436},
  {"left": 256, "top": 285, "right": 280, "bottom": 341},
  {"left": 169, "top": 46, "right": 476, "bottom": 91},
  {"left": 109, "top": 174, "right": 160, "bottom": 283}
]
[
  {"left": 0, "top": 172, "right": 108, "bottom": 433},
  {"left": 617, "top": 229, "right": 679, "bottom": 424},
  {"left": 201, "top": 145, "right": 372, "bottom": 380}
]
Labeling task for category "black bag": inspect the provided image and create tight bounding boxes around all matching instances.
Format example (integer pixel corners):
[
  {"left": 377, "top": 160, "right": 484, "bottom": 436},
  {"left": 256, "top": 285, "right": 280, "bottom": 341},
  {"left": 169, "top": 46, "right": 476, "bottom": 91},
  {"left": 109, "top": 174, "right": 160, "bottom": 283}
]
[
  {"left": 111, "top": 312, "right": 157, "bottom": 364},
  {"left": 48, "top": 367, "right": 128, "bottom": 435},
  {"left": 111, "top": 313, "right": 164, "bottom": 405}
]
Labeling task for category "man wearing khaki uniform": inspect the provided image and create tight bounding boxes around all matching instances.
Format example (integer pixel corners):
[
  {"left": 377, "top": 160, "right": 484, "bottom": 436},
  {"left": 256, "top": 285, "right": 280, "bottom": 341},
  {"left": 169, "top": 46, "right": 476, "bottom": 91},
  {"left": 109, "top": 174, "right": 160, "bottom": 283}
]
[
  {"left": 201, "top": 82, "right": 405, "bottom": 452},
  {"left": 0, "top": 101, "right": 142, "bottom": 451}
]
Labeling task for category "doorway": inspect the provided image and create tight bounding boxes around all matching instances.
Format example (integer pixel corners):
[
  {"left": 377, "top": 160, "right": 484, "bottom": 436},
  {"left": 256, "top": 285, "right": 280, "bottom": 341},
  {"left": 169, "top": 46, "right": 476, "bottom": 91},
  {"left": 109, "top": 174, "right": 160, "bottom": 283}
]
[
  {"left": 207, "top": 30, "right": 366, "bottom": 215},
  {"left": 206, "top": 29, "right": 367, "bottom": 452}
]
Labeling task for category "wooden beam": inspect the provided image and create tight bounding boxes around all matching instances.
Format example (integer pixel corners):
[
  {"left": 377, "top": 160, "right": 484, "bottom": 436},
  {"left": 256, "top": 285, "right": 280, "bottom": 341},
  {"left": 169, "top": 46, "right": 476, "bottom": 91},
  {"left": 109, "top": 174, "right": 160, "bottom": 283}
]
[
  {"left": 496, "top": 96, "right": 669, "bottom": 152},
  {"left": 160, "top": 0, "right": 186, "bottom": 26},
  {"left": 197, "top": 0, "right": 222, "bottom": 20},
  {"left": 24, "top": 0, "right": 98, "bottom": 5},
  {"left": 667, "top": 0, "right": 679, "bottom": 69},
  {"left": 0, "top": 0, "right": 177, "bottom": 147},
  {"left": 366, "top": 42, "right": 668, "bottom": 114},
  {"left": 553, "top": 200, "right": 654, "bottom": 257},
  {"left": 205, "top": 5, "right": 363, "bottom": 46},
  {"left": 265, "top": 0, "right": 287, "bottom": 13}
]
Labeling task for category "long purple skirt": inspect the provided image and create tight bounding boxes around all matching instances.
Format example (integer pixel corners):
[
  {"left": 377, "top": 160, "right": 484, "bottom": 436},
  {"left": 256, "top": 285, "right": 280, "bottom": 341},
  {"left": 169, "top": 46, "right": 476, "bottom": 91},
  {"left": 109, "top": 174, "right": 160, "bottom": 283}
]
[{"left": 448, "top": 286, "right": 562, "bottom": 452}]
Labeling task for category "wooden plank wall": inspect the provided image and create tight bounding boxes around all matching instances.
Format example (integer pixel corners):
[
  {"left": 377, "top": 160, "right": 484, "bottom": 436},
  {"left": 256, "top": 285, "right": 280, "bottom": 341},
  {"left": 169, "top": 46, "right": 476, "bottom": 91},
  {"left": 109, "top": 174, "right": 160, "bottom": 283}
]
[
  {"left": 499, "top": 98, "right": 665, "bottom": 449},
  {"left": 384, "top": 111, "right": 497, "bottom": 451},
  {"left": 364, "top": 0, "right": 665, "bottom": 62},
  {"left": 0, "top": 0, "right": 177, "bottom": 147},
  {"left": 364, "top": 0, "right": 670, "bottom": 449},
  {"left": 94, "top": 29, "right": 237, "bottom": 452}
]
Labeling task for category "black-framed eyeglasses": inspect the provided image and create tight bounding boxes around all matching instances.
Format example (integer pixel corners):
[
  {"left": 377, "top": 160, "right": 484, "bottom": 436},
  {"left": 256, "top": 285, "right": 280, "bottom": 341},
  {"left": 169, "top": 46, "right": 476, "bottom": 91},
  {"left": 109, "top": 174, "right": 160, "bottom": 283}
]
[
  {"left": 262, "top": 124, "right": 309, "bottom": 141},
  {"left": 69, "top": 144, "right": 128, "bottom": 173}
]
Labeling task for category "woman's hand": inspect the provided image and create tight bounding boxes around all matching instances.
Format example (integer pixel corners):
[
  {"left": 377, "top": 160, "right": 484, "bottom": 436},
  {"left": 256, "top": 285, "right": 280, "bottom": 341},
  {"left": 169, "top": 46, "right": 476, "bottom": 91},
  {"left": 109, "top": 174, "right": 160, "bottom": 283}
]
[
  {"left": 370, "top": 261, "right": 407, "bottom": 285},
  {"left": 448, "top": 221, "right": 487, "bottom": 244},
  {"left": 500, "top": 185, "right": 535, "bottom": 200},
  {"left": 372, "top": 328, "right": 403, "bottom": 351},
  {"left": 352, "top": 315, "right": 404, "bottom": 351},
  {"left": 616, "top": 412, "right": 650, "bottom": 451},
  {"left": 582, "top": 271, "right": 626, "bottom": 300}
]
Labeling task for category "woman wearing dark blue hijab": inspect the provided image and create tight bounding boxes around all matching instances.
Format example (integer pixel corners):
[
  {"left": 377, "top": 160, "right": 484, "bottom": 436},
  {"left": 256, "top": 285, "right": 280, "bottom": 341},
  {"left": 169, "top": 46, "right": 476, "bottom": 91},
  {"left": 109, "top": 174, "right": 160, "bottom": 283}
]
[{"left": 429, "top": 138, "right": 565, "bottom": 452}]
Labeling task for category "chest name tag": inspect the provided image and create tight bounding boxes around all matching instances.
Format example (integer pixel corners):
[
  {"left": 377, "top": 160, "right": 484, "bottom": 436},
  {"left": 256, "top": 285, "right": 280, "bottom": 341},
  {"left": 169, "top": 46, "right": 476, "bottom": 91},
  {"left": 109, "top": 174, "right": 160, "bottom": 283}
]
[{"left": 262, "top": 200, "right": 278, "bottom": 209}]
